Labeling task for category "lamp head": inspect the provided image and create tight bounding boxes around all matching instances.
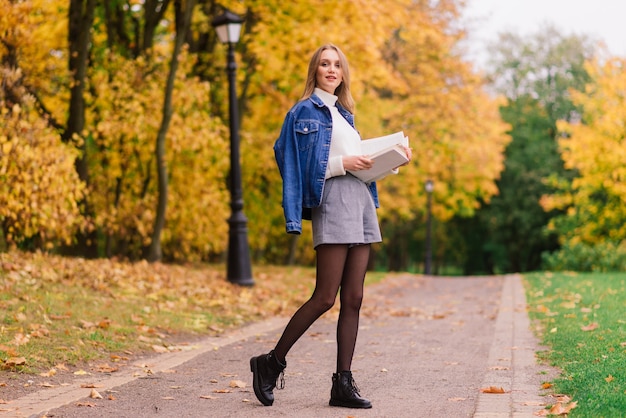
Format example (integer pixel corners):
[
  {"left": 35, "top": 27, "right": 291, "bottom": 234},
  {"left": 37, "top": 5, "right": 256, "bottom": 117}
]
[{"left": 212, "top": 10, "right": 244, "bottom": 44}]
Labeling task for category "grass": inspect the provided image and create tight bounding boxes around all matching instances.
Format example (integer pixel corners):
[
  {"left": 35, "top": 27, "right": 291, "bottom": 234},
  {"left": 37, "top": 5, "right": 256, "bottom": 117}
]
[
  {"left": 0, "top": 250, "right": 386, "bottom": 375},
  {"left": 524, "top": 271, "right": 626, "bottom": 417}
]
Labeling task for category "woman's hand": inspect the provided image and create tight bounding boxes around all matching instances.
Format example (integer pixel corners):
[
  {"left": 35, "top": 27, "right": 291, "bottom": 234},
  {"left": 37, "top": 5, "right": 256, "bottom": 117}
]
[
  {"left": 342, "top": 155, "right": 374, "bottom": 171},
  {"left": 400, "top": 146, "right": 412, "bottom": 166}
]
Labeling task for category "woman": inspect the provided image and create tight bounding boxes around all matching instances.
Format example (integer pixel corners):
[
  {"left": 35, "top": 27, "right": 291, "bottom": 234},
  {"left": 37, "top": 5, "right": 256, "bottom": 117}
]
[{"left": 250, "top": 44, "right": 411, "bottom": 409}]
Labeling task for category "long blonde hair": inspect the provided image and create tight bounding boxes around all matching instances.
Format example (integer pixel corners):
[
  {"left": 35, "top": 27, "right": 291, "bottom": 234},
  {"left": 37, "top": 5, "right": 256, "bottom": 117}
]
[{"left": 301, "top": 44, "right": 355, "bottom": 114}]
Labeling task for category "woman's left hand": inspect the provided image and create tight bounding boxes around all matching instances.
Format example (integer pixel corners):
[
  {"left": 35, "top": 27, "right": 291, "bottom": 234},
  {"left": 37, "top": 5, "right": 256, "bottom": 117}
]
[{"left": 400, "top": 146, "right": 412, "bottom": 166}]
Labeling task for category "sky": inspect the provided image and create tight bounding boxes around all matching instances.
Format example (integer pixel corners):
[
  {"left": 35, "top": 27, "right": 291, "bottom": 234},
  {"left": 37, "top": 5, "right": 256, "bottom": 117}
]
[{"left": 462, "top": 0, "right": 626, "bottom": 68}]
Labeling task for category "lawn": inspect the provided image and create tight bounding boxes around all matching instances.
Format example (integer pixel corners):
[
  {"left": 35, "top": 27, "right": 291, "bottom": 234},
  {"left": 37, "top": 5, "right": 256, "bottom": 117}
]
[{"left": 524, "top": 272, "right": 626, "bottom": 417}]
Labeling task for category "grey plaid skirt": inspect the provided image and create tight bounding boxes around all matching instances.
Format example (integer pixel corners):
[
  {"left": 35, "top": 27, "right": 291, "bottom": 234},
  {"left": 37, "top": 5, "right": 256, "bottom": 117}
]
[{"left": 311, "top": 174, "right": 382, "bottom": 248}]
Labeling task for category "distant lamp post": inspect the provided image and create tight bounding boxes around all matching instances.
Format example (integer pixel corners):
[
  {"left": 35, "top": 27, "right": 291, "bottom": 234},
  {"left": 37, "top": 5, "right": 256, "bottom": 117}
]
[
  {"left": 212, "top": 10, "right": 254, "bottom": 286},
  {"left": 424, "top": 179, "right": 434, "bottom": 275}
]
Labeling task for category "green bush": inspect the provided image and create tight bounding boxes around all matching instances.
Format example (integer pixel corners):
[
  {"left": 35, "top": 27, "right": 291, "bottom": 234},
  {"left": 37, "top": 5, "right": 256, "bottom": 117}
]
[{"left": 542, "top": 241, "right": 626, "bottom": 272}]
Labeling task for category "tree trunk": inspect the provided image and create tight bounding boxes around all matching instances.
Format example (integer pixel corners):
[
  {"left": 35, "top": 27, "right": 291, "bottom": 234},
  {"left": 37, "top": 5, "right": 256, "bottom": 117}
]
[
  {"left": 147, "top": 0, "right": 195, "bottom": 262},
  {"left": 63, "top": 0, "right": 97, "bottom": 257}
]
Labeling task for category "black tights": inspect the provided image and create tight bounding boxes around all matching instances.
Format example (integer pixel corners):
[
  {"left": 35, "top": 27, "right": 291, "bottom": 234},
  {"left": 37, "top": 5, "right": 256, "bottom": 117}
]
[{"left": 273, "top": 243, "right": 370, "bottom": 372}]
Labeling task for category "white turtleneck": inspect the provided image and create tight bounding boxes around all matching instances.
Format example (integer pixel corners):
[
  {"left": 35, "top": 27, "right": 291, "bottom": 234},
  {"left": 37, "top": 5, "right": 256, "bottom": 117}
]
[{"left": 314, "top": 88, "right": 362, "bottom": 179}]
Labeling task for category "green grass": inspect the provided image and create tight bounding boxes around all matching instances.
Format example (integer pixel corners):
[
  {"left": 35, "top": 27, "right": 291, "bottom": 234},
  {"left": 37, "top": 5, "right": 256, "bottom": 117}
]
[{"left": 524, "top": 272, "right": 626, "bottom": 417}]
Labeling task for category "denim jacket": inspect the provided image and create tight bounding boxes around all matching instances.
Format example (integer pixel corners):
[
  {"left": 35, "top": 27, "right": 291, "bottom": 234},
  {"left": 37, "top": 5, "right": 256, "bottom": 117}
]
[{"left": 274, "top": 94, "right": 379, "bottom": 234}]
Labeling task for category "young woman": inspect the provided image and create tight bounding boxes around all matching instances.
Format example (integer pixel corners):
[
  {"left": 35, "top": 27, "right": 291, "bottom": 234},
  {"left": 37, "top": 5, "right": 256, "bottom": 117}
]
[{"left": 250, "top": 43, "right": 411, "bottom": 409}]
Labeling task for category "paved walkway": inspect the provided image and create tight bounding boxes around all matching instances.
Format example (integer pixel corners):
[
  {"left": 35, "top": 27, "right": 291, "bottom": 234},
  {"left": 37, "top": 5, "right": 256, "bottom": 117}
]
[{"left": 2, "top": 274, "right": 554, "bottom": 417}]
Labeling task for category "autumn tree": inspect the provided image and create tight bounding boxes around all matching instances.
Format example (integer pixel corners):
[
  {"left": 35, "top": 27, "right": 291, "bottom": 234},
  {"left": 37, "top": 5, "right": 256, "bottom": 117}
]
[
  {"left": 459, "top": 26, "right": 596, "bottom": 273},
  {"left": 0, "top": 0, "right": 85, "bottom": 249},
  {"left": 541, "top": 57, "right": 626, "bottom": 271}
]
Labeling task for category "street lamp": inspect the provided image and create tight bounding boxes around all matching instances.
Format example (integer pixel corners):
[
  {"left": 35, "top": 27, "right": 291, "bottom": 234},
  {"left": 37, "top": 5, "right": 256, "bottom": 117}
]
[
  {"left": 212, "top": 10, "right": 254, "bottom": 286},
  {"left": 424, "top": 179, "right": 434, "bottom": 275}
]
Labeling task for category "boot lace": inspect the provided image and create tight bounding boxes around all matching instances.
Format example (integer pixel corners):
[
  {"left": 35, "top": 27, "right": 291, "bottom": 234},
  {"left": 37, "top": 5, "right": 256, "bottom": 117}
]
[
  {"left": 346, "top": 374, "right": 360, "bottom": 395},
  {"left": 276, "top": 370, "right": 285, "bottom": 390}
]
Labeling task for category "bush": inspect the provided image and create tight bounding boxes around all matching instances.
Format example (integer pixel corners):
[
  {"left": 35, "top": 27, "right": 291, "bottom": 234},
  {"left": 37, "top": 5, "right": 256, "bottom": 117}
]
[{"left": 541, "top": 241, "right": 626, "bottom": 272}]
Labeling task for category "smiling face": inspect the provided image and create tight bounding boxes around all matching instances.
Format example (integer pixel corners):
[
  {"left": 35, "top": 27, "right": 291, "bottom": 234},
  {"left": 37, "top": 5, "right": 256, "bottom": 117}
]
[{"left": 315, "top": 49, "right": 343, "bottom": 94}]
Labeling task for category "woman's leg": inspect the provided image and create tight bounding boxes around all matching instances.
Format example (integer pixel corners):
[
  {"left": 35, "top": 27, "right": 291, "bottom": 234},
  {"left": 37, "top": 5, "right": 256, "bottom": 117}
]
[
  {"left": 273, "top": 244, "right": 349, "bottom": 363},
  {"left": 336, "top": 244, "right": 370, "bottom": 372}
]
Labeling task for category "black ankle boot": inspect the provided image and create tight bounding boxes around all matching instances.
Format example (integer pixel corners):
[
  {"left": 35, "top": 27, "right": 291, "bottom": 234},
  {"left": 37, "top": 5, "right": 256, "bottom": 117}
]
[
  {"left": 329, "top": 371, "right": 372, "bottom": 409},
  {"left": 250, "top": 350, "right": 286, "bottom": 406}
]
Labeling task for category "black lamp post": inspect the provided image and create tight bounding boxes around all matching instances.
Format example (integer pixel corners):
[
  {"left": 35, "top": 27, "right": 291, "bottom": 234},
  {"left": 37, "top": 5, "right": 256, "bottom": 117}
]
[
  {"left": 424, "top": 179, "right": 434, "bottom": 275},
  {"left": 212, "top": 10, "right": 254, "bottom": 286}
]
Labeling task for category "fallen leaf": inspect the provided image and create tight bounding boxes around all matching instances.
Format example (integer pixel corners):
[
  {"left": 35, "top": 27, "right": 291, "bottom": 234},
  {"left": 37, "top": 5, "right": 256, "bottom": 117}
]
[
  {"left": 200, "top": 395, "right": 216, "bottom": 399},
  {"left": 89, "top": 389, "right": 103, "bottom": 399},
  {"left": 162, "top": 397, "right": 175, "bottom": 400},
  {"left": 49, "top": 314, "right": 71, "bottom": 320},
  {"left": 481, "top": 386, "right": 506, "bottom": 394},
  {"left": 581, "top": 322, "right": 599, "bottom": 331},
  {"left": 213, "top": 389, "right": 232, "bottom": 393},
  {"left": 80, "top": 320, "right": 96, "bottom": 329},
  {"left": 448, "top": 397, "right": 467, "bottom": 402},
  {"left": 605, "top": 375, "right": 614, "bottom": 383},
  {"left": 40, "top": 369, "right": 57, "bottom": 377},
  {"left": 229, "top": 380, "right": 246, "bottom": 388},
  {"left": 551, "top": 394, "right": 572, "bottom": 403},
  {"left": 95, "top": 364, "right": 118, "bottom": 373},
  {"left": 75, "top": 402, "right": 97, "bottom": 407},
  {"left": 5, "top": 357, "right": 26, "bottom": 367},
  {"left": 74, "top": 370, "right": 90, "bottom": 376},
  {"left": 0, "top": 345, "right": 18, "bottom": 357},
  {"left": 541, "top": 382, "right": 552, "bottom": 389},
  {"left": 547, "top": 401, "right": 578, "bottom": 415},
  {"left": 80, "top": 384, "right": 103, "bottom": 388}
]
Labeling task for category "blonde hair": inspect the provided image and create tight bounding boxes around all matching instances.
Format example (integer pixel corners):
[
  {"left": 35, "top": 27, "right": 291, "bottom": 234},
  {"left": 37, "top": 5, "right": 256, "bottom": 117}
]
[{"left": 301, "top": 44, "right": 355, "bottom": 113}]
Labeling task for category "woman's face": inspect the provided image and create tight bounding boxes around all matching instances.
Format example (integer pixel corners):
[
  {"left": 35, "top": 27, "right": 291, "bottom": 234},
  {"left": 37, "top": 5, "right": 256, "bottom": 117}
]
[{"left": 315, "top": 49, "right": 343, "bottom": 94}]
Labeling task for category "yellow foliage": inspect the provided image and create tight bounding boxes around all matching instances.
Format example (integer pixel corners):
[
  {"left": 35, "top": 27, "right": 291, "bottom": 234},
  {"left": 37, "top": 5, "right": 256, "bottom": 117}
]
[
  {"left": 239, "top": 0, "right": 509, "bottom": 258},
  {"left": 547, "top": 57, "right": 626, "bottom": 243},
  {"left": 0, "top": 96, "right": 85, "bottom": 245},
  {"left": 1, "top": 0, "right": 511, "bottom": 263},
  {"left": 87, "top": 50, "right": 230, "bottom": 259}
]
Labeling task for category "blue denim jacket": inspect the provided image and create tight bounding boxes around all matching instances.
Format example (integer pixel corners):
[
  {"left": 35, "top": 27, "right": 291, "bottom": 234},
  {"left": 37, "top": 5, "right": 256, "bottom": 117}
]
[{"left": 274, "top": 94, "right": 379, "bottom": 234}]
